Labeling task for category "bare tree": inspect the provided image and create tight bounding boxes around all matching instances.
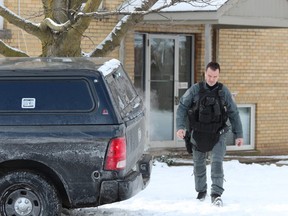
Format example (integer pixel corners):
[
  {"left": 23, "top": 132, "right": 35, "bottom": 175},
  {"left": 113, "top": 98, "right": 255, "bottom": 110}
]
[{"left": 0, "top": 0, "right": 216, "bottom": 57}]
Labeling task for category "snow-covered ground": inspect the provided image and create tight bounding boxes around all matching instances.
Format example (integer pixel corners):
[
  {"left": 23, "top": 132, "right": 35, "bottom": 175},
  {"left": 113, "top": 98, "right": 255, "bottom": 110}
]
[{"left": 69, "top": 158, "right": 288, "bottom": 216}]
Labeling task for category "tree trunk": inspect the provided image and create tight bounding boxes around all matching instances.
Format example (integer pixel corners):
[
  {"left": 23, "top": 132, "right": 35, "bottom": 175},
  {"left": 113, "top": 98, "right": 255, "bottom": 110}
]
[
  {"left": 40, "top": 0, "right": 100, "bottom": 57},
  {"left": 41, "top": 29, "right": 82, "bottom": 57}
]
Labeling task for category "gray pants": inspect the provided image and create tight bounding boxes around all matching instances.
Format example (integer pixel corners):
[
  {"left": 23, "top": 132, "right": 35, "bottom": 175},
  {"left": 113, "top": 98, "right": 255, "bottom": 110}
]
[{"left": 192, "top": 134, "right": 226, "bottom": 196}]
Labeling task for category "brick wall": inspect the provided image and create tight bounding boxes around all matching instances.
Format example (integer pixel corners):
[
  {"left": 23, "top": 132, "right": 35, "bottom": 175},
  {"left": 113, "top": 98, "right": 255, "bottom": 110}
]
[
  {"left": 81, "top": 0, "right": 122, "bottom": 58},
  {"left": 218, "top": 28, "right": 288, "bottom": 155},
  {"left": 4, "top": 0, "right": 43, "bottom": 56},
  {"left": 125, "top": 25, "right": 288, "bottom": 155}
]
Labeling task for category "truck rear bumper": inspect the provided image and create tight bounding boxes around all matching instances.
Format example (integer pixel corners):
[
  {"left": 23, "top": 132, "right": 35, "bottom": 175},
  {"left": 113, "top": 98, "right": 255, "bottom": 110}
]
[{"left": 99, "top": 154, "right": 152, "bottom": 205}]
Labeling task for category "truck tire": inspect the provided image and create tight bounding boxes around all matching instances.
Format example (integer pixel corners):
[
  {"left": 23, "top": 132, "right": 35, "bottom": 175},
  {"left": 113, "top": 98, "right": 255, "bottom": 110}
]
[{"left": 0, "top": 171, "right": 61, "bottom": 216}]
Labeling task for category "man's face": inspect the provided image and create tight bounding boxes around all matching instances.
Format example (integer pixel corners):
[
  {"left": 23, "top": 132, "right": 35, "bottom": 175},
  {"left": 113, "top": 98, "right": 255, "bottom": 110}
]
[{"left": 205, "top": 67, "right": 220, "bottom": 86}]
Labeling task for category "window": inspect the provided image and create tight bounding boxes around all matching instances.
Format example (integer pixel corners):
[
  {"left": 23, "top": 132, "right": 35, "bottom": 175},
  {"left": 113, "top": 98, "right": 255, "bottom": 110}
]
[
  {"left": 226, "top": 104, "right": 255, "bottom": 151},
  {"left": 0, "top": 78, "right": 95, "bottom": 112},
  {"left": 105, "top": 67, "right": 138, "bottom": 117}
]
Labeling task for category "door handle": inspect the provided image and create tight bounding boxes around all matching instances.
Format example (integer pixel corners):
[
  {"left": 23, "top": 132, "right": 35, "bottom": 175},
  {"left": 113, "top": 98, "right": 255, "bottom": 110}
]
[{"left": 174, "top": 96, "right": 179, "bottom": 105}]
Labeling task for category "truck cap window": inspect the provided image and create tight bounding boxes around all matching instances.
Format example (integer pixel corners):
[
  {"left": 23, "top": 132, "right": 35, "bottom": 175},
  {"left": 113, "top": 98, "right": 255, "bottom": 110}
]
[{"left": 0, "top": 78, "right": 95, "bottom": 113}]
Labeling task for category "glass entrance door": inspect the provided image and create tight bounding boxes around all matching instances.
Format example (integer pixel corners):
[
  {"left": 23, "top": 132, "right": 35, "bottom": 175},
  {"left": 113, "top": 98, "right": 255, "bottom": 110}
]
[{"left": 146, "top": 34, "right": 194, "bottom": 148}]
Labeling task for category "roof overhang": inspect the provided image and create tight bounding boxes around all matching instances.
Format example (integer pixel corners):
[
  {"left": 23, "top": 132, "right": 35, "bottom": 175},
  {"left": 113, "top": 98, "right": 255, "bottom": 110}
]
[{"left": 142, "top": 0, "right": 288, "bottom": 28}]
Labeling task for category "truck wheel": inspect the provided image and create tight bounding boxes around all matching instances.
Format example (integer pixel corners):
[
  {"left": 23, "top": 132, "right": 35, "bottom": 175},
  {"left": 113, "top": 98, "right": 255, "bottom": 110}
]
[{"left": 0, "top": 171, "right": 61, "bottom": 216}]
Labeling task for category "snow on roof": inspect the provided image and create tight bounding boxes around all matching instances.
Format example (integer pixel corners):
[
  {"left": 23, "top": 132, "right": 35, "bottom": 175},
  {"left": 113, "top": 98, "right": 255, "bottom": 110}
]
[
  {"left": 121, "top": 0, "right": 229, "bottom": 12},
  {"left": 97, "top": 58, "right": 121, "bottom": 76}
]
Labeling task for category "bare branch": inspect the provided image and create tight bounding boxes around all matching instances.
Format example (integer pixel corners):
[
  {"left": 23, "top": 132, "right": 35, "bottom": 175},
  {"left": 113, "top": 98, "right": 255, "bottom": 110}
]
[
  {"left": 0, "top": 40, "right": 29, "bottom": 57},
  {"left": 0, "top": 5, "right": 42, "bottom": 38},
  {"left": 40, "top": 18, "right": 71, "bottom": 32}
]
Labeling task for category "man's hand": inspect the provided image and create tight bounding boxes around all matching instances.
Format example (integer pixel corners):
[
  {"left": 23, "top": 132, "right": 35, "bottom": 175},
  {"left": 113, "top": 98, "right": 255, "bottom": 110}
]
[
  {"left": 176, "top": 129, "right": 185, "bottom": 139},
  {"left": 235, "top": 138, "right": 244, "bottom": 146}
]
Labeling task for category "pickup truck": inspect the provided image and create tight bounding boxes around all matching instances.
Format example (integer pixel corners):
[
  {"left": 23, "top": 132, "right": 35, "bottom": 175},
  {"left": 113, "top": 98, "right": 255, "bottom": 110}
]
[{"left": 0, "top": 57, "right": 152, "bottom": 216}]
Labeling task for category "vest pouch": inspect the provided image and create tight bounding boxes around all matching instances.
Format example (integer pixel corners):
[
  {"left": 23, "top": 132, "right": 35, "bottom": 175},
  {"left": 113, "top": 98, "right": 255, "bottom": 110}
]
[
  {"left": 192, "top": 130, "right": 220, "bottom": 153},
  {"left": 198, "top": 106, "right": 213, "bottom": 123}
]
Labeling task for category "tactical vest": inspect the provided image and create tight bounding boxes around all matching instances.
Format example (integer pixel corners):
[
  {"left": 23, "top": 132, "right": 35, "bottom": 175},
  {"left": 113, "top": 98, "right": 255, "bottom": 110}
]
[{"left": 188, "top": 81, "right": 228, "bottom": 152}]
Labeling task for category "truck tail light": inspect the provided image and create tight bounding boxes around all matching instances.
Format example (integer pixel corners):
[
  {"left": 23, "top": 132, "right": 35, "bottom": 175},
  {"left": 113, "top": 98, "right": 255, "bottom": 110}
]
[{"left": 104, "top": 137, "right": 126, "bottom": 171}]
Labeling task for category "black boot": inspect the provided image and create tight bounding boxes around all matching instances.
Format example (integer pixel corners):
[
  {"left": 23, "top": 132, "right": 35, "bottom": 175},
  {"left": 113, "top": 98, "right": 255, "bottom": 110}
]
[{"left": 196, "top": 191, "right": 207, "bottom": 201}]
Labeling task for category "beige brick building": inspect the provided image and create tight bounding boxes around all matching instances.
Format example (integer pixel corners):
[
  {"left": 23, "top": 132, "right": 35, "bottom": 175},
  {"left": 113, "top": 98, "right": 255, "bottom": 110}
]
[{"left": 1, "top": 0, "right": 288, "bottom": 155}]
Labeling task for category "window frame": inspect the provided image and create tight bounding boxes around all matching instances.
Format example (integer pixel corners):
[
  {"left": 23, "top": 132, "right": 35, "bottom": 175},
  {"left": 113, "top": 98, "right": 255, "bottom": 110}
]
[{"left": 226, "top": 104, "right": 255, "bottom": 151}]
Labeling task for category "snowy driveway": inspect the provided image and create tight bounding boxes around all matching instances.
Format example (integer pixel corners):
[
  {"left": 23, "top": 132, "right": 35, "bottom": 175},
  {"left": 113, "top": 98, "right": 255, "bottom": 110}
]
[{"left": 66, "top": 159, "right": 288, "bottom": 216}]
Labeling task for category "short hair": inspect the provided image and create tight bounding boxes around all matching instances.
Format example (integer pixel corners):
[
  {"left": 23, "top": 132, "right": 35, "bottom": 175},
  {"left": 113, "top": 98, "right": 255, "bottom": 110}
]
[{"left": 206, "top": 62, "right": 220, "bottom": 72}]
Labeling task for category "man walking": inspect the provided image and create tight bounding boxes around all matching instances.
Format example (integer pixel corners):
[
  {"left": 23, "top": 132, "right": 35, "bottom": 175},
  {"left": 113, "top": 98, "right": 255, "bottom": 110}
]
[{"left": 176, "top": 62, "right": 243, "bottom": 205}]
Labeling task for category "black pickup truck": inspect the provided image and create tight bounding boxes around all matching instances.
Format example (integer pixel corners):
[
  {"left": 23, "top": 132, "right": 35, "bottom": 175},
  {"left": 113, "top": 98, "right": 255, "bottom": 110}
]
[{"left": 0, "top": 58, "right": 152, "bottom": 216}]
